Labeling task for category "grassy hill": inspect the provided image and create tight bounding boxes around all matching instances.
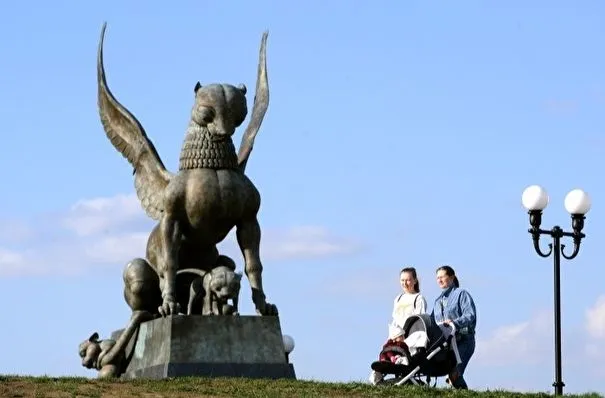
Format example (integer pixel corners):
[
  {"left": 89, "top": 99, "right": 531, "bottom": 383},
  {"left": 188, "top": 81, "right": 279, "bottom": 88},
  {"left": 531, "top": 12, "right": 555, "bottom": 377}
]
[{"left": 1, "top": 376, "right": 603, "bottom": 398}]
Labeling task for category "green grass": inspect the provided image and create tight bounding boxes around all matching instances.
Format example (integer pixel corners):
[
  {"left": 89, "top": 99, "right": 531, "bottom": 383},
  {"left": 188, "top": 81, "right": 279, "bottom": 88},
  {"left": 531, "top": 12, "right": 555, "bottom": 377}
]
[{"left": 0, "top": 376, "right": 602, "bottom": 398}]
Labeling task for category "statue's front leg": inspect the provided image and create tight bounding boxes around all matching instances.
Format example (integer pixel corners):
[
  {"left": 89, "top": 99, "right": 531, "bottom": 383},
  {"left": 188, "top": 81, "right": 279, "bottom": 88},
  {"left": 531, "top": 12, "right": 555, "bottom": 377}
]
[
  {"left": 236, "top": 217, "right": 278, "bottom": 316},
  {"left": 231, "top": 294, "right": 240, "bottom": 316},
  {"left": 211, "top": 295, "right": 221, "bottom": 315},
  {"left": 157, "top": 214, "right": 182, "bottom": 317},
  {"left": 202, "top": 294, "right": 213, "bottom": 315}
]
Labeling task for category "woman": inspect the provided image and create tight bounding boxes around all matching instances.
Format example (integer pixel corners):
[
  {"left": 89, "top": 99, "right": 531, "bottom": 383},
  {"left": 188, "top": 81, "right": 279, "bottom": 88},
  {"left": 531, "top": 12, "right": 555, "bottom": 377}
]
[
  {"left": 431, "top": 265, "right": 477, "bottom": 390},
  {"left": 392, "top": 267, "right": 427, "bottom": 328},
  {"left": 370, "top": 267, "right": 427, "bottom": 385}
]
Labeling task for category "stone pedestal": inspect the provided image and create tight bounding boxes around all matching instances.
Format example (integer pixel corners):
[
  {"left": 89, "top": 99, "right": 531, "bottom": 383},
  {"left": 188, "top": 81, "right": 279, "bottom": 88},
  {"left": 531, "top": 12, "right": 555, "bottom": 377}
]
[{"left": 110, "top": 315, "right": 296, "bottom": 379}]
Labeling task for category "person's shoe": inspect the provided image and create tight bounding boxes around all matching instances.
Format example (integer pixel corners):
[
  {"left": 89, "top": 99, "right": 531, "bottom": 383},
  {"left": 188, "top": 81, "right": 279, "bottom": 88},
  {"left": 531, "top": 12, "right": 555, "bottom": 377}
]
[
  {"left": 369, "top": 370, "right": 383, "bottom": 385},
  {"left": 446, "top": 372, "right": 468, "bottom": 389}
]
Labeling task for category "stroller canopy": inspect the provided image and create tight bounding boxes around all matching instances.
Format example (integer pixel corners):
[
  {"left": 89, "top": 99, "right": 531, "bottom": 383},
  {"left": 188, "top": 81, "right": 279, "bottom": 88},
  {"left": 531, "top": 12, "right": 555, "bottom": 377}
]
[{"left": 402, "top": 313, "right": 446, "bottom": 351}]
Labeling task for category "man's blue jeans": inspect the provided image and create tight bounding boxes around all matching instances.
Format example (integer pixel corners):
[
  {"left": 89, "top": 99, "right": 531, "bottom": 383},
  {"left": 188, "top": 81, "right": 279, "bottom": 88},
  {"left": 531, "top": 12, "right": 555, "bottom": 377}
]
[{"left": 451, "top": 334, "right": 475, "bottom": 389}]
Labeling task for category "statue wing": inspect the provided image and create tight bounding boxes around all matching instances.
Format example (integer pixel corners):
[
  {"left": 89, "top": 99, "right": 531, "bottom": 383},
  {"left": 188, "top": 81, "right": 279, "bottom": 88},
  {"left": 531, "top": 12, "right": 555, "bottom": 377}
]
[
  {"left": 97, "top": 23, "right": 173, "bottom": 221},
  {"left": 237, "top": 31, "right": 270, "bottom": 173}
]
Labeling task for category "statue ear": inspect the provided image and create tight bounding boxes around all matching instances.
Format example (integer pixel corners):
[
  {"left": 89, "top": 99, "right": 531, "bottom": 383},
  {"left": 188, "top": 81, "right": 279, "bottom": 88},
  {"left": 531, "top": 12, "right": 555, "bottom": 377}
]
[
  {"left": 237, "top": 83, "right": 247, "bottom": 95},
  {"left": 234, "top": 272, "right": 243, "bottom": 282},
  {"left": 88, "top": 332, "right": 99, "bottom": 342},
  {"left": 194, "top": 82, "right": 202, "bottom": 93}
]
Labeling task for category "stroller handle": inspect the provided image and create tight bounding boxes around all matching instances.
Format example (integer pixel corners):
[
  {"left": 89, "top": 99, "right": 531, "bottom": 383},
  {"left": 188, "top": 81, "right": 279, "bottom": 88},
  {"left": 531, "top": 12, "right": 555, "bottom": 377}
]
[{"left": 437, "top": 321, "right": 456, "bottom": 335}]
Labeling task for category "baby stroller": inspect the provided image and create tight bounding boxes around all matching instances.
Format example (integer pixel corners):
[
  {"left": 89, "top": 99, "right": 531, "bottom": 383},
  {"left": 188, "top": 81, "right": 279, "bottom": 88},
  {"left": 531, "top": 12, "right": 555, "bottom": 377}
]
[{"left": 370, "top": 313, "right": 461, "bottom": 387}]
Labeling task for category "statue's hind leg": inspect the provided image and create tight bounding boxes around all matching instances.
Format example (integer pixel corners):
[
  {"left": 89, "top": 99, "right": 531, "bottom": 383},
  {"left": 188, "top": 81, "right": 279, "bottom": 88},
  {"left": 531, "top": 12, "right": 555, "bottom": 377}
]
[{"left": 123, "top": 258, "right": 162, "bottom": 314}]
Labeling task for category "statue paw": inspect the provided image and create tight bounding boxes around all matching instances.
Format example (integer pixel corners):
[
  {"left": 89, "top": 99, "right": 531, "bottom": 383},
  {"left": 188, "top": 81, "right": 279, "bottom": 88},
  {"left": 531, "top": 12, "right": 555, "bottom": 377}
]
[
  {"left": 158, "top": 296, "right": 181, "bottom": 317},
  {"left": 252, "top": 290, "right": 278, "bottom": 316},
  {"left": 255, "top": 302, "right": 278, "bottom": 316},
  {"left": 98, "top": 364, "right": 119, "bottom": 379}
]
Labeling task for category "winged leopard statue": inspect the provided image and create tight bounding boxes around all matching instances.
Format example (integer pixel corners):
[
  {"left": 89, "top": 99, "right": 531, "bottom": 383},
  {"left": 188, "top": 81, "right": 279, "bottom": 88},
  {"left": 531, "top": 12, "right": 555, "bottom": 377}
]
[{"left": 96, "top": 22, "right": 277, "bottom": 317}]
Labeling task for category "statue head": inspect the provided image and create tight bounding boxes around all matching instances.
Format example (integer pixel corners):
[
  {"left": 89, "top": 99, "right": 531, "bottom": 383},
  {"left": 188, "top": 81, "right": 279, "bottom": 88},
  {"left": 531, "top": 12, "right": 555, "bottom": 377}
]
[
  {"left": 209, "top": 264, "right": 242, "bottom": 301},
  {"left": 78, "top": 332, "right": 115, "bottom": 369},
  {"left": 191, "top": 82, "right": 248, "bottom": 140},
  {"left": 78, "top": 332, "right": 102, "bottom": 369}
]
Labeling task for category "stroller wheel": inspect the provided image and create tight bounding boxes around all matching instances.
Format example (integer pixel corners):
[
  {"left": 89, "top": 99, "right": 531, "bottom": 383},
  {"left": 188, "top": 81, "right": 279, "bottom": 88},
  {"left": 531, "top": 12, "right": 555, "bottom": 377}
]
[{"left": 414, "top": 377, "right": 427, "bottom": 386}]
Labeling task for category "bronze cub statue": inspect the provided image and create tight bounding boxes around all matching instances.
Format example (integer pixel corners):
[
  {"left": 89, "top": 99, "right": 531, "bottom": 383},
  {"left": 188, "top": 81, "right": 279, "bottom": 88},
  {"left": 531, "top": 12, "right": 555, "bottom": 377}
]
[{"left": 180, "top": 254, "right": 242, "bottom": 316}]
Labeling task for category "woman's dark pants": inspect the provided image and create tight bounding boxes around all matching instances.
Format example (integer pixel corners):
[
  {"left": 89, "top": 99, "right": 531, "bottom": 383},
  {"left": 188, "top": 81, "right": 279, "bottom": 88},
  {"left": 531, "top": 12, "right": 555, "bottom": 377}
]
[{"left": 451, "top": 334, "right": 475, "bottom": 389}]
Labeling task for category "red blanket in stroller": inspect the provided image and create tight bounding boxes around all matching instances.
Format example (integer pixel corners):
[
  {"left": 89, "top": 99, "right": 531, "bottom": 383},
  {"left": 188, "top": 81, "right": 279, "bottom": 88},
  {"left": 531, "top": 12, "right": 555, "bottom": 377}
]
[{"left": 378, "top": 339, "right": 410, "bottom": 364}]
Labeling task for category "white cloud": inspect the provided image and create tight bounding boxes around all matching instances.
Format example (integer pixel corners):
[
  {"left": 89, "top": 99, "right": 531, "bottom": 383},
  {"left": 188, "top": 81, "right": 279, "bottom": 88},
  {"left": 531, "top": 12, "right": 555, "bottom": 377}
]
[
  {"left": 0, "top": 233, "right": 149, "bottom": 277},
  {"left": 585, "top": 295, "right": 605, "bottom": 339},
  {"left": 80, "top": 232, "right": 150, "bottom": 264},
  {"left": 584, "top": 296, "right": 605, "bottom": 377},
  {"left": 474, "top": 311, "right": 552, "bottom": 366},
  {"left": 217, "top": 225, "right": 360, "bottom": 263},
  {"left": 0, "top": 247, "right": 24, "bottom": 265},
  {"left": 544, "top": 98, "right": 578, "bottom": 115},
  {"left": 0, "top": 220, "right": 33, "bottom": 243},
  {"left": 0, "top": 247, "right": 28, "bottom": 276},
  {"left": 316, "top": 266, "right": 394, "bottom": 298},
  {"left": 473, "top": 302, "right": 605, "bottom": 377},
  {"left": 261, "top": 226, "right": 360, "bottom": 260},
  {"left": 0, "top": 193, "right": 359, "bottom": 277},
  {"left": 62, "top": 193, "right": 144, "bottom": 237}
]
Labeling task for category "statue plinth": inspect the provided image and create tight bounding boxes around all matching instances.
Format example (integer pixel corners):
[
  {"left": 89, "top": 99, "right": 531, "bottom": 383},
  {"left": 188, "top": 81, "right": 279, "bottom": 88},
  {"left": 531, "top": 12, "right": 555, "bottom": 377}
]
[{"left": 111, "top": 315, "right": 296, "bottom": 379}]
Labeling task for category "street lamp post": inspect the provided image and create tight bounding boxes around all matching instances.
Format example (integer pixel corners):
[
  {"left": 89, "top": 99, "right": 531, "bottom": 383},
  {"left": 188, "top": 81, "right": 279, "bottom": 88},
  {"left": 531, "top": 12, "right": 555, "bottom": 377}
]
[{"left": 521, "top": 185, "right": 592, "bottom": 396}]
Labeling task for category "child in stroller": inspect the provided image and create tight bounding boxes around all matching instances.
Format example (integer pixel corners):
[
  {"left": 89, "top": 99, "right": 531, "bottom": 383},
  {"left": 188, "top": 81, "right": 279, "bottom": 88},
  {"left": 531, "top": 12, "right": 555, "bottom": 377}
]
[
  {"left": 369, "top": 313, "right": 462, "bottom": 387},
  {"left": 369, "top": 323, "right": 411, "bottom": 384}
]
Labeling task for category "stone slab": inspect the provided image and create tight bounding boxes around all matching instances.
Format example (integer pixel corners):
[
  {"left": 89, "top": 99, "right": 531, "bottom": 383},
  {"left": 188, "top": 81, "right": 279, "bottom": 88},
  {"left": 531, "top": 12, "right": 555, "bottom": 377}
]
[{"left": 112, "top": 315, "right": 296, "bottom": 380}]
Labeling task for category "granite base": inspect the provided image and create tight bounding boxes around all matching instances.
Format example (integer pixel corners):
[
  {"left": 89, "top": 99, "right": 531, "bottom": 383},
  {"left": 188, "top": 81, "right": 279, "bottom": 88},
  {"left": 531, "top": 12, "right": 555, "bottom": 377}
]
[{"left": 111, "top": 315, "right": 296, "bottom": 380}]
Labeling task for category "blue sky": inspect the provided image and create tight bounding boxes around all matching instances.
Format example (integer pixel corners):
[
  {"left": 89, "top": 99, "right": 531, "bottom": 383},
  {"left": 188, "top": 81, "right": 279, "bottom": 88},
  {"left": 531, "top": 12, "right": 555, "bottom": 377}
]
[{"left": 1, "top": 0, "right": 604, "bottom": 394}]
